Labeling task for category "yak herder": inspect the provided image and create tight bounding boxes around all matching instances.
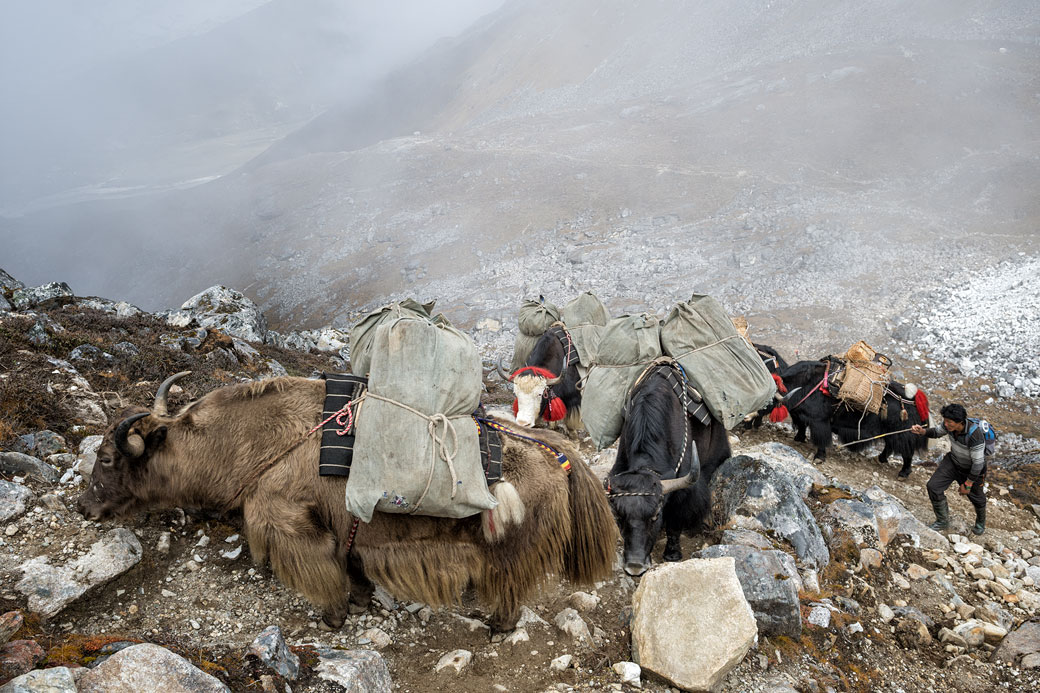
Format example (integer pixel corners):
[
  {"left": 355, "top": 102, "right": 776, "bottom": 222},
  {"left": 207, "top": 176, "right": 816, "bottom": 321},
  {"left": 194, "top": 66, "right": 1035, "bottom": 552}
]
[{"left": 910, "top": 403, "right": 988, "bottom": 535}]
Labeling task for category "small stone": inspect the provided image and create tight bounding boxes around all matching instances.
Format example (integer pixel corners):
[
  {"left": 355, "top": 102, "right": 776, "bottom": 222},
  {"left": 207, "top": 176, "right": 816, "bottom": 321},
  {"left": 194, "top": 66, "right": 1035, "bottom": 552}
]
[
  {"left": 434, "top": 649, "right": 472, "bottom": 674},
  {"left": 550, "top": 654, "right": 573, "bottom": 671},
  {"left": 878, "top": 604, "right": 895, "bottom": 623},
  {"left": 612, "top": 661, "right": 641, "bottom": 688}
]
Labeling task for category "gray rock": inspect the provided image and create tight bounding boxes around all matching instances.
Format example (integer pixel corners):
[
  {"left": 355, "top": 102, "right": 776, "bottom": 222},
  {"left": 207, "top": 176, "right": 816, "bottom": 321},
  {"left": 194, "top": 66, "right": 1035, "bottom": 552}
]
[
  {"left": 0, "top": 481, "right": 33, "bottom": 522},
  {"left": 733, "top": 442, "right": 827, "bottom": 498},
  {"left": 73, "top": 298, "right": 143, "bottom": 318},
  {"left": 695, "top": 544, "right": 801, "bottom": 637},
  {"left": 822, "top": 499, "right": 881, "bottom": 549},
  {"left": 41, "top": 358, "right": 107, "bottom": 427},
  {"left": 720, "top": 529, "right": 774, "bottom": 550},
  {"left": 77, "top": 643, "right": 230, "bottom": 692},
  {"left": 858, "top": 486, "right": 949, "bottom": 550},
  {"left": 553, "top": 608, "right": 593, "bottom": 646},
  {"left": 111, "top": 342, "right": 140, "bottom": 358},
  {"left": 0, "top": 269, "right": 25, "bottom": 292},
  {"left": 0, "top": 665, "right": 78, "bottom": 692},
  {"left": 15, "top": 528, "right": 143, "bottom": 618},
  {"left": 992, "top": 620, "right": 1040, "bottom": 667},
  {"left": 315, "top": 649, "right": 391, "bottom": 691},
  {"left": 0, "top": 452, "right": 59, "bottom": 483},
  {"left": 10, "top": 282, "right": 74, "bottom": 311},
  {"left": 712, "top": 454, "right": 830, "bottom": 570},
  {"left": 246, "top": 625, "right": 299, "bottom": 680},
  {"left": 25, "top": 430, "right": 67, "bottom": 458}
]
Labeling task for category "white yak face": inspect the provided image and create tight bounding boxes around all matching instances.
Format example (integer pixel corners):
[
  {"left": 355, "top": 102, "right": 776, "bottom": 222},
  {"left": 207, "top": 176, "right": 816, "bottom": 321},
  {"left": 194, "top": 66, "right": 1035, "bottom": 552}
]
[{"left": 513, "top": 373, "right": 546, "bottom": 427}]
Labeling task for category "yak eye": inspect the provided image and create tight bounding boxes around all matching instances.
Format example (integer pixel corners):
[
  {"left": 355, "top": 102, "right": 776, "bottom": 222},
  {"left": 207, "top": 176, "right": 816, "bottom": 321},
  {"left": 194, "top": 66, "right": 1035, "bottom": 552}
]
[{"left": 99, "top": 457, "right": 114, "bottom": 468}]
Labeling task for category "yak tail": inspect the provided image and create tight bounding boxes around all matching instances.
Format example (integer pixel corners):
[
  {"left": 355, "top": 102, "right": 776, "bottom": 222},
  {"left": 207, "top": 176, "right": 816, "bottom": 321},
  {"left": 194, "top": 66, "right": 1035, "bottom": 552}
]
[
  {"left": 482, "top": 480, "right": 526, "bottom": 542},
  {"left": 563, "top": 457, "right": 618, "bottom": 585}
]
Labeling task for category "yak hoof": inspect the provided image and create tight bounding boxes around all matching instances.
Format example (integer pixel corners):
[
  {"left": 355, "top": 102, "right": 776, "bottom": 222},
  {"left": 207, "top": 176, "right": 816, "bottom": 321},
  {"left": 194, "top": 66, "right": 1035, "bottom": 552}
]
[
  {"left": 320, "top": 613, "right": 346, "bottom": 630},
  {"left": 898, "top": 470, "right": 911, "bottom": 480},
  {"left": 347, "top": 601, "right": 368, "bottom": 615},
  {"left": 663, "top": 549, "right": 682, "bottom": 562}
]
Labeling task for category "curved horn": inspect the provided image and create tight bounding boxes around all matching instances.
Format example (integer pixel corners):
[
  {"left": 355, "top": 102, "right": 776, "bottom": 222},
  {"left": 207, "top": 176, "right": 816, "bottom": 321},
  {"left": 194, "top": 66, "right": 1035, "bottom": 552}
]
[
  {"left": 661, "top": 444, "right": 701, "bottom": 494},
  {"left": 545, "top": 373, "right": 562, "bottom": 386},
  {"left": 114, "top": 412, "right": 150, "bottom": 457},
  {"left": 496, "top": 357, "right": 511, "bottom": 381},
  {"left": 153, "top": 371, "right": 191, "bottom": 416}
]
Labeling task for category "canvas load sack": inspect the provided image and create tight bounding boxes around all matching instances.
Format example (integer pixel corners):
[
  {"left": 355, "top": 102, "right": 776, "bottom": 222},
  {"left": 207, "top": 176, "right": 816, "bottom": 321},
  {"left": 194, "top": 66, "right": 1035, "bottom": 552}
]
[
  {"left": 350, "top": 299, "right": 443, "bottom": 376},
  {"left": 836, "top": 340, "right": 892, "bottom": 414},
  {"left": 582, "top": 314, "right": 662, "bottom": 449},
  {"left": 660, "top": 295, "right": 776, "bottom": 430},
  {"left": 561, "top": 291, "right": 610, "bottom": 367},
  {"left": 346, "top": 316, "right": 497, "bottom": 522},
  {"left": 511, "top": 298, "right": 562, "bottom": 371}
]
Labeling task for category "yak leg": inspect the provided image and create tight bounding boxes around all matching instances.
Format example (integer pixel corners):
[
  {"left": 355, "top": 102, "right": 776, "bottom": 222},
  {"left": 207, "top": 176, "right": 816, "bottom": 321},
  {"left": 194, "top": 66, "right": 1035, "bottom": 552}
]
[
  {"left": 808, "top": 419, "right": 831, "bottom": 461},
  {"left": 793, "top": 419, "right": 808, "bottom": 443},
  {"left": 663, "top": 526, "right": 683, "bottom": 562},
  {"left": 244, "top": 499, "right": 352, "bottom": 630},
  {"left": 488, "top": 602, "right": 521, "bottom": 635},
  {"left": 347, "top": 551, "right": 374, "bottom": 615},
  {"left": 898, "top": 450, "right": 914, "bottom": 478},
  {"left": 878, "top": 439, "right": 892, "bottom": 466}
]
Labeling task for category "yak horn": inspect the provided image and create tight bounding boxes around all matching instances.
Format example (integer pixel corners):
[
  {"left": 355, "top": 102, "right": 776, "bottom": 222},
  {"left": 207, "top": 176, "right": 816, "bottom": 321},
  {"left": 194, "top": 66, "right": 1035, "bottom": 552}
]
[
  {"left": 661, "top": 444, "right": 701, "bottom": 494},
  {"left": 114, "top": 412, "right": 150, "bottom": 458},
  {"left": 496, "top": 357, "right": 511, "bottom": 381},
  {"left": 545, "top": 373, "right": 562, "bottom": 386},
  {"left": 154, "top": 371, "right": 192, "bottom": 416}
]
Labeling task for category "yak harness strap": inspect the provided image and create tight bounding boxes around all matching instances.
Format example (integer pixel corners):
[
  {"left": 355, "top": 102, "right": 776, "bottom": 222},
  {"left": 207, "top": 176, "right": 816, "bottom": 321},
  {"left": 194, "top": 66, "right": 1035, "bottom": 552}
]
[
  {"left": 319, "top": 372, "right": 368, "bottom": 477},
  {"left": 790, "top": 360, "right": 832, "bottom": 410},
  {"left": 623, "top": 358, "right": 704, "bottom": 478},
  {"left": 474, "top": 417, "right": 571, "bottom": 474},
  {"left": 606, "top": 476, "right": 666, "bottom": 524}
]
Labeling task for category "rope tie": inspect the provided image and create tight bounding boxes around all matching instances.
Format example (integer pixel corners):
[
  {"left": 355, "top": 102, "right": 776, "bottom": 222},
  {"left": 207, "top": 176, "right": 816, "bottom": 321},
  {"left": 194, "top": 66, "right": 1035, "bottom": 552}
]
[
  {"left": 364, "top": 392, "right": 462, "bottom": 506},
  {"left": 669, "top": 334, "right": 742, "bottom": 360}
]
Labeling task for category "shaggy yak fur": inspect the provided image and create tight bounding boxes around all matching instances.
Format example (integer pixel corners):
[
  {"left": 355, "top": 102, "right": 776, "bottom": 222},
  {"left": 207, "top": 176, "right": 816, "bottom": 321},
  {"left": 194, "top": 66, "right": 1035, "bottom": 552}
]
[
  {"left": 508, "top": 326, "right": 583, "bottom": 432},
  {"left": 77, "top": 376, "right": 617, "bottom": 632},
  {"left": 607, "top": 366, "right": 731, "bottom": 576},
  {"left": 779, "top": 360, "right": 930, "bottom": 474}
]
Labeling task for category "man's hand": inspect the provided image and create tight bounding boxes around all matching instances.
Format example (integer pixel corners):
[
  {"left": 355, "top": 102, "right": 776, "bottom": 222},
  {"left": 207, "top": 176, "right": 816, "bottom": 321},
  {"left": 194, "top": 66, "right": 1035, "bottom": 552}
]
[
  {"left": 910, "top": 424, "right": 926, "bottom": 435},
  {"left": 959, "top": 481, "right": 973, "bottom": 495}
]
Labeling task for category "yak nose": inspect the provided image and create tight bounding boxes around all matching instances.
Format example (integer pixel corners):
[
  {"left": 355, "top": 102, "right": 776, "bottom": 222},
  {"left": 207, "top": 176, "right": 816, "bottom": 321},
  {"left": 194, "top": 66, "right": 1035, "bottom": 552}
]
[{"left": 624, "top": 561, "right": 649, "bottom": 577}]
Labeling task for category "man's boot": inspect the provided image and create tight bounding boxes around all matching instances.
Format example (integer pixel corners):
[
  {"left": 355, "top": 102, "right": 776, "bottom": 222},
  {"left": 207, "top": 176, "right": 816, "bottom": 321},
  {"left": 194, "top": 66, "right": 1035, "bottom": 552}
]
[
  {"left": 929, "top": 497, "right": 949, "bottom": 531},
  {"left": 972, "top": 505, "right": 986, "bottom": 536}
]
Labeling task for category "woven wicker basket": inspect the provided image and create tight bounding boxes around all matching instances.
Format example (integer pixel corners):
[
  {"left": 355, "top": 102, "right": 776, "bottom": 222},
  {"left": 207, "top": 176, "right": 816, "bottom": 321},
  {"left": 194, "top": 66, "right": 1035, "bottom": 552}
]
[
  {"left": 730, "top": 316, "right": 753, "bottom": 347},
  {"left": 844, "top": 340, "right": 876, "bottom": 362},
  {"left": 837, "top": 360, "right": 890, "bottom": 414}
]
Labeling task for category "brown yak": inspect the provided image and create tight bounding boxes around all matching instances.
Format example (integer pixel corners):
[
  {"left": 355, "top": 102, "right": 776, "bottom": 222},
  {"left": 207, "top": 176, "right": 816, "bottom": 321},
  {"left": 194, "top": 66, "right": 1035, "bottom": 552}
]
[{"left": 76, "top": 373, "right": 617, "bottom": 631}]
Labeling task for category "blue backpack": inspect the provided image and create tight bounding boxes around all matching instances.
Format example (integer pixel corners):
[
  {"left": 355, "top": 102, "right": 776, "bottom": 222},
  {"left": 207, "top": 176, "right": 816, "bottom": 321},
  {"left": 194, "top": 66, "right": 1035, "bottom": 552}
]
[{"left": 966, "top": 417, "right": 997, "bottom": 456}]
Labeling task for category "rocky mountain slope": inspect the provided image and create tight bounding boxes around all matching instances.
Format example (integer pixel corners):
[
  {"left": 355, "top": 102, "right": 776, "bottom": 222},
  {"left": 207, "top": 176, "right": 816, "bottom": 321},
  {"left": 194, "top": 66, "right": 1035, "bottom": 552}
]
[{"left": 2, "top": 268, "right": 1039, "bottom": 691}]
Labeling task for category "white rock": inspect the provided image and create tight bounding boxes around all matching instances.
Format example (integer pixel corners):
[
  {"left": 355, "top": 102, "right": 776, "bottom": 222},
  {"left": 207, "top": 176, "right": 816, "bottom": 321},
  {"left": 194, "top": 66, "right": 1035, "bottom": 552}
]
[
  {"left": 550, "top": 654, "right": 573, "bottom": 672},
  {"left": 612, "top": 661, "right": 642, "bottom": 688},
  {"left": 434, "top": 649, "right": 472, "bottom": 674}
]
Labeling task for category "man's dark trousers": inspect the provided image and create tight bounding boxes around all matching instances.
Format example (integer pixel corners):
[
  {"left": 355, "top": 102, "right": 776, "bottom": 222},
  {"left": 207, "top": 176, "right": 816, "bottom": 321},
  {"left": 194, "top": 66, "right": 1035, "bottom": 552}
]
[{"left": 926, "top": 453, "right": 986, "bottom": 511}]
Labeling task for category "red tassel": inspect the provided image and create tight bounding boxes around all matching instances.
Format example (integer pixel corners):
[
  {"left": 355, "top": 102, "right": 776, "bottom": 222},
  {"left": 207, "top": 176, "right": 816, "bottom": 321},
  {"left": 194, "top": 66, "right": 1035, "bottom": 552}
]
[
  {"left": 511, "top": 399, "right": 518, "bottom": 416},
  {"left": 914, "top": 390, "right": 930, "bottom": 424},
  {"left": 772, "top": 373, "right": 787, "bottom": 395},
  {"left": 545, "top": 397, "right": 567, "bottom": 422},
  {"left": 770, "top": 405, "right": 789, "bottom": 423}
]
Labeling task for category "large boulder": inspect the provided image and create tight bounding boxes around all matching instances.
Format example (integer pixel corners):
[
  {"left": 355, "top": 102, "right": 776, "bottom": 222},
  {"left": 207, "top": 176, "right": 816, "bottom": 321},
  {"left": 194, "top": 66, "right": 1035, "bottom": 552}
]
[
  {"left": 631, "top": 558, "right": 757, "bottom": 692},
  {"left": 695, "top": 544, "right": 802, "bottom": 637},
  {"left": 0, "top": 454, "right": 59, "bottom": 484},
  {"left": 15, "top": 529, "right": 142, "bottom": 618},
  {"left": 77, "top": 643, "right": 229, "bottom": 692},
  {"left": 0, "top": 666, "right": 78, "bottom": 692},
  {"left": 10, "top": 283, "right": 74, "bottom": 311},
  {"left": 712, "top": 454, "right": 830, "bottom": 570},
  {"left": 173, "top": 286, "right": 268, "bottom": 343},
  {"left": 992, "top": 620, "right": 1040, "bottom": 667},
  {"left": 733, "top": 442, "right": 827, "bottom": 498},
  {"left": 858, "top": 486, "right": 949, "bottom": 550}
]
